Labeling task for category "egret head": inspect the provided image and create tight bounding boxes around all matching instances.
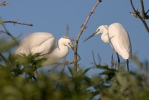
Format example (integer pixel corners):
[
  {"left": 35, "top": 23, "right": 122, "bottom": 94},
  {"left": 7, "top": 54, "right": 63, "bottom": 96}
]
[
  {"left": 83, "top": 25, "right": 109, "bottom": 42},
  {"left": 59, "top": 36, "right": 73, "bottom": 49}
]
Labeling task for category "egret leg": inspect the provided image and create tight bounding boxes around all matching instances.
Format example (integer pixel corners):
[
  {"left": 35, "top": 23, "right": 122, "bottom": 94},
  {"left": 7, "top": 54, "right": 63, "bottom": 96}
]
[
  {"left": 126, "top": 59, "right": 129, "bottom": 71},
  {"left": 116, "top": 53, "right": 120, "bottom": 68},
  {"left": 110, "top": 48, "right": 114, "bottom": 68}
]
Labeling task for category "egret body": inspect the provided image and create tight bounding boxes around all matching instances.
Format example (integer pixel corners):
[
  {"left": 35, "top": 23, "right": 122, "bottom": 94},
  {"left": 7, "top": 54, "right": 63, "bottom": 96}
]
[
  {"left": 14, "top": 32, "right": 73, "bottom": 66},
  {"left": 84, "top": 23, "right": 132, "bottom": 71}
]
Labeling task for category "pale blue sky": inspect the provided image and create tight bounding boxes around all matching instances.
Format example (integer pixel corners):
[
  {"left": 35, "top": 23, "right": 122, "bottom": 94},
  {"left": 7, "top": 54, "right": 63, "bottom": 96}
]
[{"left": 1, "top": 0, "right": 149, "bottom": 75}]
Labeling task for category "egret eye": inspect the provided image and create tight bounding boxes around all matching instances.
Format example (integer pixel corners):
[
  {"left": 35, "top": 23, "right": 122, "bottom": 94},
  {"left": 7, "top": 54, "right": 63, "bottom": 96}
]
[
  {"left": 68, "top": 42, "right": 73, "bottom": 48},
  {"left": 96, "top": 29, "right": 100, "bottom": 33}
]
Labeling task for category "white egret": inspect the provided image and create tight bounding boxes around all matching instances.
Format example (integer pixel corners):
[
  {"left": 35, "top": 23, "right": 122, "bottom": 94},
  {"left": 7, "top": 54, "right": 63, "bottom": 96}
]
[
  {"left": 14, "top": 32, "right": 73, "bottom": 66},
  {"left": 84, "top": 23, "right": 132, "bottom": 71}
]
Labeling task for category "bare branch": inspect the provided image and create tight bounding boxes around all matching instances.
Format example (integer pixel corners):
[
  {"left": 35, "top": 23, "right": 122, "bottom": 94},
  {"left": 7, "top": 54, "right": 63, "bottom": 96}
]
[
  {"left": 0, "top": 20, "right": 20, "bottom": 42},
  {"left": 92, "top": 50, "right": 97, "bottom": 66},
  {"left": 66, "top": 25, "right": 69, "bottom": 36},
  {"left": 0, "top": 1, "right": 8, "bottom": 6},
  {"left": 86, "top": 51, "right": 101, "bottom": 67},
  {"left": 4, "top": 20, "right": 33, "bottom": 26},
  {"left": 76, "top": 0, "right": 101, "bottom": 41},
  {"left": 130, "top": 0, "right": 136, "bottom": 12},
  {"left": 86, "top": 58, "right": 96, "bottom": 66},
  {"left": 146, "top": 9, "right": 149, "bottom": 15},
  {"left": 140, "top": 0, "right": 146, "bottom": 19},
  {"left": 1, "top": 24, "right": 15, "bottom": 39},
  {"left": 97, "top": 53, "right": 101, "bottom": 65},
  {"left": 15, "top": 33, "right": 23, "bottom": 38},
  {"left": 73, "top": 0, "right": 101, "bottom": 71},
  {"left": 130, "top": 0, "right": 149, "bottom": 33}
]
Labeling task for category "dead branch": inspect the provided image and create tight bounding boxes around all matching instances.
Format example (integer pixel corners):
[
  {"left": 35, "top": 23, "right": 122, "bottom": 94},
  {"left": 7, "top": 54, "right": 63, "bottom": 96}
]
[
  {"left": 1, "top": 24, "right": 15, "bottom": 40},
  {"left": 92, "top": 50, "right": 97, "bottom": 66},
  {"left": 130, "top": 0, "right": 149, "bottom": 33},
  {"left": 66, "top": 25, "right": 69, "bottom": 36},
  {"left": 4, "top": 20, "right": 33, "bottom": 26},
  {"left": 0, "top": 19, "right": 32, "bottom": 41},
  {"left": 73, "top": 0, "right": 102, "bottom": 71}
]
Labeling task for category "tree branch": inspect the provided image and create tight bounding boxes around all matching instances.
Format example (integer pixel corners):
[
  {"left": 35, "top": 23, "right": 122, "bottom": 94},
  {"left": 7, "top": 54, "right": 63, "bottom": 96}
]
[
  {"left": 73, "top": 0, "right": 102, "bottom": 71},
  {"left": 4, "top": 20, "right": 33, "bottom": 26},
  {"left": 130, "top": 0, "right": 149, "bottom": 33},
  {"left": 0, "top": 19, "right": 32, "bottom": 41}
]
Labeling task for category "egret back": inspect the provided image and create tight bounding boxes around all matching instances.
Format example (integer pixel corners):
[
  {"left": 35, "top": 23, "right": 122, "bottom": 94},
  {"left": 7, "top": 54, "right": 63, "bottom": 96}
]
[
  {"left": 14, "top": 32, "right": 57, "bottom": 57},
  {"left": 109, "top": 23, "right": 131, "bottom": 59}
]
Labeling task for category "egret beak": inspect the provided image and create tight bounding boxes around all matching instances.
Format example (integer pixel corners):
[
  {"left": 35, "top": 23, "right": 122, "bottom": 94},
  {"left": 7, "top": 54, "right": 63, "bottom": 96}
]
[
  {"left": 68, "top": 43, "right": 74, "bottom": 50},
  {"left": 83, "top": 32, "right": 97, "bottom": 42}
]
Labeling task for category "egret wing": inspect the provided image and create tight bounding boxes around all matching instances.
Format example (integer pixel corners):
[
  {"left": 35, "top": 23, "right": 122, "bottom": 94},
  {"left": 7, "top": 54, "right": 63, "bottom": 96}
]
[
  {"left": 116, "top": 24, "right": 130, "bottom": 49},
  {"left": 31, "top": 37, "right": 56, "bottom": 55},
  {"left": 118, "top": 28, "right": 132, "bottom": 58},
  {"left": 29, "top": 33, "right": 57, "bottom": 55},
  {"left": 109, "top": 23, "right": 132, "bottom": 59},
  {"left": 15, "top": 32, "right": 57, "bottom": 56}
]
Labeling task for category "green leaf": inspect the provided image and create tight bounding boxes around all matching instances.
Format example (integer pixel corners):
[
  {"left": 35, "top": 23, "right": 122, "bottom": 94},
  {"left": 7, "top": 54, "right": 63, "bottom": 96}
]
[
  {"left": 83, "top": 67, "right": 91, "bottom": 76},
  {"left": 96, "top": 64, "right": 109, "bottom": 70},
  {"left": 0, "top": 53, "right": 11, "bottom": 67},
  {"left": 68, "top": 66, "right": 73, "bottom": 77}
]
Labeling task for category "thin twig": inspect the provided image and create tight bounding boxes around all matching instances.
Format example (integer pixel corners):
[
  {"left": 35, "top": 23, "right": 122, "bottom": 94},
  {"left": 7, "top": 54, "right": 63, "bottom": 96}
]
[
  {"left": 140, "top": 0, "right": 149, "bottom": 20},
  {"left": 0, "top": 20, "right": 19, "bottom": 42},
  {"left": 86, "top": 52, "right": 101, "bottom": 68},
  {"left": 66, "top": 25, "right": 69, "bottom": 36},
  {"left": 92, "top": 50, "right": 97, "bottom": 66},
  {"left": 97, "top": 53, "right": 101, "bottom": 65},
  {"left": 1, "top": 19, "right": 32, "bottom": 40},
  {"left": 4, "top": 20, "right": 33, "bottom": 26},
  {"left": 130, "top": 0, "right": 149, "bottom": 33},
  {"left": 86, "top": 58, "right": 96, "bottom": 66},
  {"left": 1, "top": 24, "right": 16, "bottom": 40},
  {"left": 76, "top": 1, "right": 101, "bottom": 41},
  {"left": 130, "top": 0, "right": 136, "bottom": 12},
  {"left": 146, "top": 9, "right": 149, "bottom": 15},
  {"left": 73, "top": 0, "right": 101, "bottom": 71},
  {"left": 140, "top": 0, "right": 145, "bottom": 19}
]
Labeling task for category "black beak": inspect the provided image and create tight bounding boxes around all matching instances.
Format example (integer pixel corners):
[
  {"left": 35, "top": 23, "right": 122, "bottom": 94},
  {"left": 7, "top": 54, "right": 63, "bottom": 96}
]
[
  {"left": 68, "top": 43, "right": 74, "bottom": 50},
  {"left": 83, "top": 32, "right": 96, "bottom": 42}
]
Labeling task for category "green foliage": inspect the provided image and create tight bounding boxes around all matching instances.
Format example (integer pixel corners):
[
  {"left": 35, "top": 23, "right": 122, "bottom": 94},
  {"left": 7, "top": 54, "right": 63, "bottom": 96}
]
[
  {"left": 0, "top": 39, "right": 149, "bottom": 100},
  {"left": 0, "top": 39, "right": 17, "bottom": 52},
  {"left": 100, "top": 68, "right": 149, "bottom": 100}
]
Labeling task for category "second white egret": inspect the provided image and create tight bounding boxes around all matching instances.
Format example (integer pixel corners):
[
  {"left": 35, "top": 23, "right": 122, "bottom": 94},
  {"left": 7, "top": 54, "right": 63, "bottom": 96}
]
[
  {"left": 84, "top": 23, "right": 132, "bottom": 71},
  {"left": 14, "top": 32, "right": 73, "bottom": 66}
]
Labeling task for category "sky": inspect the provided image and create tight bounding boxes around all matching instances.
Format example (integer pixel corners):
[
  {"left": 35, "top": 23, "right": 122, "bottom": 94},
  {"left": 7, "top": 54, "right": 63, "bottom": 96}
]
[{"left": 0, "top": 0, "right": 149, "bottom": 76}]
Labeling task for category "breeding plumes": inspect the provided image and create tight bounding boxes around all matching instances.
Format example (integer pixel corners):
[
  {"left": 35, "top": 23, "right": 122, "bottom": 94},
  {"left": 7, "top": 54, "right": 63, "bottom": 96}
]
[
  {"left": 84, "top": 23, "right": 132, "bottom": 71},
  {"left": 14, "top": 32, "right": 73, "bottom": 66}
]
